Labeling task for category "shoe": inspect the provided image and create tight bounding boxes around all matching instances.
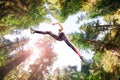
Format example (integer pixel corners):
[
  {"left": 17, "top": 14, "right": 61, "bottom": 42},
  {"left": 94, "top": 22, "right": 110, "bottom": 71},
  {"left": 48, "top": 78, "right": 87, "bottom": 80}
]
[
  {"left": 80, "top": 56, "right": 85, "bottom": 62},
  {"left": 80, "top": 56, "right": 92, "bottom": 64},
  {"left": 30, "top": 28, "right": 34, "bottom": 34}
]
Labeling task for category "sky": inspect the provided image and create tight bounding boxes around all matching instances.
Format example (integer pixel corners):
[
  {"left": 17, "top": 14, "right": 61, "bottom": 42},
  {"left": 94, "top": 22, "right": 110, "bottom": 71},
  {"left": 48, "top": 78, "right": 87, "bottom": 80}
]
[{"left": 4, "top": 11, "right": 107, "bottom": 71}]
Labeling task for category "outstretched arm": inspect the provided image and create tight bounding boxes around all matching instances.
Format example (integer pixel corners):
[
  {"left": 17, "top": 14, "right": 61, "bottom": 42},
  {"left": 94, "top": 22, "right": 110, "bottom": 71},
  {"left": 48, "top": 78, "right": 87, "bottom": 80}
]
[{"left": 52, "top": 22, "right": 63, "bottom": 32}]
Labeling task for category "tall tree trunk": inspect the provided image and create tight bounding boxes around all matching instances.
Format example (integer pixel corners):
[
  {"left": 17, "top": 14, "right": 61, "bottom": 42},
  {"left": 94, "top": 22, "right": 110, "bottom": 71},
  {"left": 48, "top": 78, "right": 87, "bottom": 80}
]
[{"left": 0, "top": 51, "right": 32, "bottom": 80}]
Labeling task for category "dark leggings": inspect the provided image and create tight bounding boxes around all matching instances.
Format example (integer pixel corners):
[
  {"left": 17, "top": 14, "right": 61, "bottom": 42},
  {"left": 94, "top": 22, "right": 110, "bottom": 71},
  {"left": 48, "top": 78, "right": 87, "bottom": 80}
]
[{"left": 34, "top": 31, "right": 79, "bottom": 55}]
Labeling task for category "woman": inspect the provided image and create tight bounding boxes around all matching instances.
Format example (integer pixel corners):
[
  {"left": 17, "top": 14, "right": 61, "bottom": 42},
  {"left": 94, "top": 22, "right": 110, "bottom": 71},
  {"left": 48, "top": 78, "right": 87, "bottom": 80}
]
[{"left": 30, "top": 22, "right": 84, "bottom": 62}]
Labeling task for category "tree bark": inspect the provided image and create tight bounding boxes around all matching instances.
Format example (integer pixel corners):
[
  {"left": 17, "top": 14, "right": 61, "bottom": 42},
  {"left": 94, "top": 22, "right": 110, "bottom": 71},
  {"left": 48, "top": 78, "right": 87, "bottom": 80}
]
[{"left": 0, "top": 51, "right": 32, "bottom": 80}]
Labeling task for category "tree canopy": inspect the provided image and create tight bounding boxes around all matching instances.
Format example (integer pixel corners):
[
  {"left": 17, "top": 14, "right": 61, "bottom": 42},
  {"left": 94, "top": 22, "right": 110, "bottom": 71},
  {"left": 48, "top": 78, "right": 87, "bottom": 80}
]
[{"left": 0, "top": 0, "right": 120, "bottom": 80}]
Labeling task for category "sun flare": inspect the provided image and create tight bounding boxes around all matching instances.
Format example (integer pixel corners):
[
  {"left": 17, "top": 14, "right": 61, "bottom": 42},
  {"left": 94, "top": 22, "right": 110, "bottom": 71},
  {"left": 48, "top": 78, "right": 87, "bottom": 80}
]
[{"left": 23, "top": 40, "right": 42, "bottom": 71}]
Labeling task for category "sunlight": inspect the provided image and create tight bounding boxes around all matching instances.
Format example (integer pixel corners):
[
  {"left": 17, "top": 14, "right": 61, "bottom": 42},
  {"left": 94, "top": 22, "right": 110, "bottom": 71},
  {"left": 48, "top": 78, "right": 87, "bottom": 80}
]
[
  {"left": 23, "top": 40, "right": 42, "bottom": 71},
  {"left": 29, "top": 47, "right": 41, "bottom": 64},
  {"left": 4, "top": 11, "right": 101, "bottom": 71},
  {"left": 1, "top": 1, "right": 119, "bottom": 79},
  {"left": 52, "top": 41, "right": 82, "bottom": 71}
]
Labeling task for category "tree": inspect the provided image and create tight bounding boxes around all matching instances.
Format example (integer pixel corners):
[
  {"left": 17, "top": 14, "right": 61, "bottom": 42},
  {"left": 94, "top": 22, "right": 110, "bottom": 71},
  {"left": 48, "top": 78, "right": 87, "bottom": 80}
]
[
  {"left": 0, "top": 0, "right": 46, "bottom": 36},
  {"left": 44, "top": 0, "right": 83, "bottom": 22},
  {"left": 0, "top": 36, "right": 29, "bottom": 66},
  {"left": 0, "top": 36, "right": 29, "bottom": 79},
  {"left": 69, "top": 21, "right": 100, "bottom": 50},
  {"left": 69, "top": 20, "right": 120, "bottom": 80},
  {"left": 87, "top": 0, "right": 120, "bottom": 18},
  {"left": 0, "top": 50, "right": 32, "bottom": 80},
  {"left": 3, "top": 37, "right": 57, "bottom": 80},
  {"left": 28, "top": 39, "right": 57, "bottom": 80},
  {"left": 47, "top": 66, "right": 81, "bottom": 80}
]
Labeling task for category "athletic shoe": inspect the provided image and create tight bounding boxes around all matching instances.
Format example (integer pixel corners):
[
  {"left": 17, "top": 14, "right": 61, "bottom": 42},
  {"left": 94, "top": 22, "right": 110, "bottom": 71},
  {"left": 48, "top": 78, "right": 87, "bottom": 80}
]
[
  {"left": 30, "top": 28, "right": 34, "bottom": 34},
  {"left": 80, "top": 56, "right": 85, "bottom": 62}
]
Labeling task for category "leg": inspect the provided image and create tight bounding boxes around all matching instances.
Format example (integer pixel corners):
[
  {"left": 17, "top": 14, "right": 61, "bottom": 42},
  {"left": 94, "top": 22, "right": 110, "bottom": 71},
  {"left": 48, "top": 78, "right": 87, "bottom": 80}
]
[
  {"left": 33, "top": 30, "right": 60, "bottom": 41},
  {"left": 59, "top": 33, "right": 78, "bottom": 54},
  {"left": 64, "top": 37, "right": 79, "bottom": 55},
  {"left": 30, "top": 28, "right": 49, "bottom": 34},
  {"left": 61, "top": 34, "right": 84, "bottom": 61}
]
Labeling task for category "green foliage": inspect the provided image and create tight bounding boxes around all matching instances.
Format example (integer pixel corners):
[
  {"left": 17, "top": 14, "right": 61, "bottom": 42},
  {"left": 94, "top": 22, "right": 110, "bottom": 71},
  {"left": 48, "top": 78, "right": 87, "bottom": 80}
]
[
  {"left": 0, "top": 0, "right": 120, "bottom": 79},
  {"left": 93, "top": 52, "right": 102, "bottom": 67},
  {"left": 46, "top": 0, "right": 83, "bottom": 22},
  {"left": 87, "top": 75, "right": 101, "bottom": 80},
  {"left": 46, "top": 66, "right": 81, "bottom": 80},
  {"left": 60, "top": 0, "right": 82, "bottom": 20},
  {"left": 69, "top": 19, "right": 120, "bottom": 80},
  {"left": 89, "top": 0, "right": 120, "bottom": 18},
  {"left": 0, "top": 49, "right": 6, "bottom": 66},
  {"left": 3, "top": 37, "right": 57, "bottom": 80},
  {"left": 0, "top": 0, "right": 46, "bottom": 36},
  {"left": 69, "top": 21, "right": 100, "bottom": 49},
  {"left": 69, "top": 33, "right": 90, "bottom": 49},
  {"left": 101, "top": 50, "right": 119, "bottom": 73},
  {"left": 1, "top": 15, "right": 20, "bottom": 26},
  {"left": 80, "top": 22, "right": 100, "bottom": 40}
]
